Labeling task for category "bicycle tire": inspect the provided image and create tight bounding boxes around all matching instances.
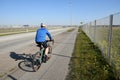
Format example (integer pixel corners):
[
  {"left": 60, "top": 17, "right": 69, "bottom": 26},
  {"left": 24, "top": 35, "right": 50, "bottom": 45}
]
[
  {"left": 24, "top": 57, "right": 33, "bottom": 68},
  {"left": 18, "top": 61, "right": 33, "bottom": 72},
  {"left": 32, "top": 59, "right": 41, "bottom": 72},
  {"left": 32, "top": 53, "right": 41, "bottom": 72}
]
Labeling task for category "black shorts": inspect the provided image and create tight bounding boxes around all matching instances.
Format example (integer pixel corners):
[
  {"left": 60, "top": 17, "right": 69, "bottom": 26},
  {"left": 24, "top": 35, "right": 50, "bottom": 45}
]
[{"left": 36, "top": 41, "right": 48, "bottom": 48}]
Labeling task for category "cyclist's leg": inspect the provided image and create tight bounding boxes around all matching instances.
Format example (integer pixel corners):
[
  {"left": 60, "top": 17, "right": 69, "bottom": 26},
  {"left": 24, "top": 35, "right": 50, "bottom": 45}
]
[
  {"left": 42, "top": 41, "right": 49, "bottom": 57},
  {"left": 36, "top": 42, "right": 42, "bottom": 56},
  {"left": 48, "top": 43, "right": 52, "bottom": 54},
  {"left": 45, "top": 47, "right": 49, "bottom": 55}
]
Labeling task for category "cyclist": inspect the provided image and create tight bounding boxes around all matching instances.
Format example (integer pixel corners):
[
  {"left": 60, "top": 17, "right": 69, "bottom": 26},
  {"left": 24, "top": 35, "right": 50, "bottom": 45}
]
[{"left": 35, "top": 23, "right": 53, "bottom": 61}]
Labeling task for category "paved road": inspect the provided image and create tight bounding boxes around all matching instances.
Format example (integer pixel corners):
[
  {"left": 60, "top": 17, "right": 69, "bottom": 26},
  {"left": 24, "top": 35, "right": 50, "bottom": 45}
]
[
  {"left": 1, "top": 28, "right": 78, "bottom": 80},
  {"left": 0, "top": 28, "right": 72, "bottom": 54}
]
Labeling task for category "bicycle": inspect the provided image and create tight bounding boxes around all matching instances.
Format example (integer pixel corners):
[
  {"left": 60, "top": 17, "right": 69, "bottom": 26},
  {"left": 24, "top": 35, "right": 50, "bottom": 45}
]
[
  {"left": 20, "top": 40, "right": 54, "bottom": 72},
  {"left": 33, "top": 40, "right": 54, "bottom": 71}
]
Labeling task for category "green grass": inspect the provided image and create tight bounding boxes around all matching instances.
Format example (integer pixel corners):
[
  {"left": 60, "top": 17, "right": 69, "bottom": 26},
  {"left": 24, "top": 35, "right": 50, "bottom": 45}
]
[
  {"left": 67, "top": 28, "right": 75, "bottom": 32},
  {"left": 66, "top": 28, "right": 116, "bottom": 80},
  {"left": 0, "top": 27, "right": 38, "bottom": 36}
]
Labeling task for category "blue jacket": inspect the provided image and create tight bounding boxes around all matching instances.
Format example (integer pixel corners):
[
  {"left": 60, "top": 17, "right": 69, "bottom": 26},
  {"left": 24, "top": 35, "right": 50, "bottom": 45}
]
[{"left": 35, "top": 28, "right": 52, "bottom": 42}]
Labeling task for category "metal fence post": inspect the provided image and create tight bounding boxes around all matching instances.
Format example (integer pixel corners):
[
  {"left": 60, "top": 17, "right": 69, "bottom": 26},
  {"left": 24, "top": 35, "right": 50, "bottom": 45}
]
[
  {"left": 107, "top": 15, "right": 113, "bottom": 63},
  {"left": 94, "top": 20, "right": 96, "bottom": 43}
]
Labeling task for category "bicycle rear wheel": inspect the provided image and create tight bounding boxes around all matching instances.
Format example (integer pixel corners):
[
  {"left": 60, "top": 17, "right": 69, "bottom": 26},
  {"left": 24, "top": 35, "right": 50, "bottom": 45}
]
[
  {"left": 18, "top": 60, "right": 33, "bottom": 72},
  {"left": 32, "top": 53, "right": 41, "bottom": 72},
  {"left": 32, "top": 59, "right": 41, "bottom": 72}
]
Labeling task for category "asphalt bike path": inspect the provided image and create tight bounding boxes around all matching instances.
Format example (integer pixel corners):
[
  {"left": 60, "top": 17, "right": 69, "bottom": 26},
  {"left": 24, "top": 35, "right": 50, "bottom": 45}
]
[
  {"left": 0, "top": 28, "right": 72, "bottom": 75},
  {"left": 1, "top": 28, "right": 78, "bottom": 80}
]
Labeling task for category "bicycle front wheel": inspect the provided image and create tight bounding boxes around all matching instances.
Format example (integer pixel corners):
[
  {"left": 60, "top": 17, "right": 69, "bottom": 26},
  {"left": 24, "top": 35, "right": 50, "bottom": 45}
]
[{"left": 48, "top": 46, "right": 52, "bottom": 54}]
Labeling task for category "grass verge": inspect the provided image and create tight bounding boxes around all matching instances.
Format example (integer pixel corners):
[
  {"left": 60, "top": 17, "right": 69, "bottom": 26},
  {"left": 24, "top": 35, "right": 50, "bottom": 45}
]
[
  {"left": 66, "top": 28, "right": 116, "bottom": 80},
  {"left": 0, "top": 31, "right": 36, "bottom": 36},
  {"left": 67, "top": 28, "right": 75, "bottom": 32}
]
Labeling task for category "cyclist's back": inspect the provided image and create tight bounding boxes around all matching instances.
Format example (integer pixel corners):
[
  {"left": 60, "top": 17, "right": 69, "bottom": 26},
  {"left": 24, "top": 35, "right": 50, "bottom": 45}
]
[
  {"left": 35, "top": 27, "right": 51, "bottom": 43},
  {"left": 35, "top": 23, "right": 53, "bottom": 62}
]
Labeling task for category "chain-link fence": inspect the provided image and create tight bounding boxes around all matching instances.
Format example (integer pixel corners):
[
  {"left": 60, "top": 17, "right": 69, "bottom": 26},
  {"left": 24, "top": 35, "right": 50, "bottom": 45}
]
[{"left": 82, "top": 12, "right": 120, "bottom": 78}]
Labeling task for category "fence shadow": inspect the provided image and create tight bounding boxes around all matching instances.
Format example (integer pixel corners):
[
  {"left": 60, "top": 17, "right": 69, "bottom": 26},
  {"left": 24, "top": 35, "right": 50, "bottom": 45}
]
[
  {"left": 7, "top": 75, "right": 17, "bottom": 80},
  {"left": 52, "top": 53, "right": 71, "bottom": 58}
]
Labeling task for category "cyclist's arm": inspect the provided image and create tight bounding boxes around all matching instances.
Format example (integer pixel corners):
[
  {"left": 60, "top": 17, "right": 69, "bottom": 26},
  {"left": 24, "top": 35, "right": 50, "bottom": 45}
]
[
  {"left": 46, "top": 30, "right": 52, "bottom": 40},
  {"left": 35, "top": 30, "right": 39, "bottom": 42}
]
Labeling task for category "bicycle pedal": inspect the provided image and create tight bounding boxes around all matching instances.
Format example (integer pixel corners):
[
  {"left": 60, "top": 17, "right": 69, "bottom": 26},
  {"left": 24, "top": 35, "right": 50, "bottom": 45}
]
[
  {"left": 47, "top": 57, "right": 50, "bottom": 60},
  {"left": 48, "top": 52, "right": 51, "bottom": 54}
]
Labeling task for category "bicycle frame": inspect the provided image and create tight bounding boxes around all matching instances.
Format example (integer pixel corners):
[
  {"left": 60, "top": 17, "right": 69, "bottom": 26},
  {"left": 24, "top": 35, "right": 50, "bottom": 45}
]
[
  {"left": 39, "top": 47, "right": 45, "bottom": 63},
  {"left": 19, "top": 40, "right": 54, "bottom": 72},
  {"left": 38, "top": 40, "right": 54, "bottom": 63}
]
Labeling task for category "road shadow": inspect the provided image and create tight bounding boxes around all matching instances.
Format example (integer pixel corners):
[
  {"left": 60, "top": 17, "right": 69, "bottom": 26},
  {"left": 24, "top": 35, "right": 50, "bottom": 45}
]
[
  {"left": 7, "top": 75, "right": 17, "bottom": 80},
  {"left": 52, "top": 53, "right": 71, "bottom": 58},
  {"left": 10, "top": 52, "right": 25, "bottom": 61},
  {"left": 10, "top": 52, "right": 34, "bottom": 72},
  {"left": 52, "top": 53, "right": 81, "bottom": 60}
]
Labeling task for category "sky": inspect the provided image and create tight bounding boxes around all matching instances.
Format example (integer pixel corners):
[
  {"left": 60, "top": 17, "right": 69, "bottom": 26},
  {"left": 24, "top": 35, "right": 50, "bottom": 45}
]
[{"left": 0, "top": 0, "right": 120, "bottom": 25}]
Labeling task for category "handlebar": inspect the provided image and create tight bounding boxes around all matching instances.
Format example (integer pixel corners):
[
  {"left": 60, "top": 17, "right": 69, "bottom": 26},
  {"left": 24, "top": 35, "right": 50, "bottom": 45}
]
[{"left": 46, "top": 39, "right": 54, "bottom": 45}]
